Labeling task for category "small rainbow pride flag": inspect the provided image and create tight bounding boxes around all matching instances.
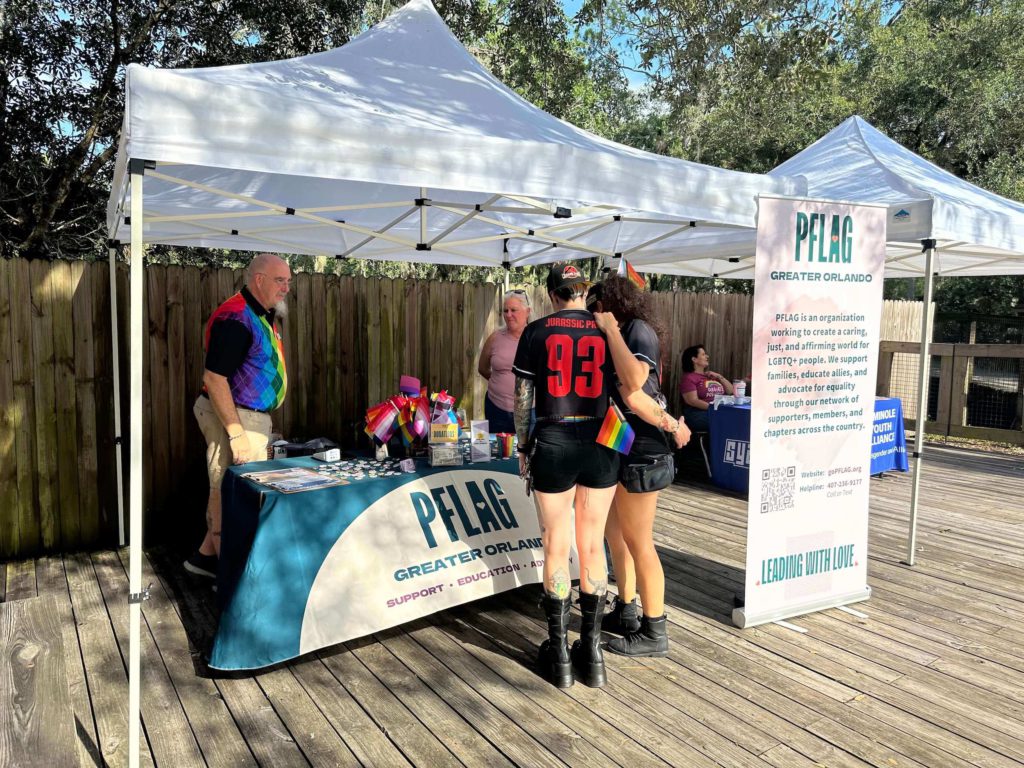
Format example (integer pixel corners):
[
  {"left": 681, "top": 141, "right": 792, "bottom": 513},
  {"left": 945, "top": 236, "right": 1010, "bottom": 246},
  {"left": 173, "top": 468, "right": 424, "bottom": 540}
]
[
  {"left": 617, "top": 257, "right": 646, "bottom": 290},
  {"left": 596, "top": 403, "right": 635, "bottom": 455}
]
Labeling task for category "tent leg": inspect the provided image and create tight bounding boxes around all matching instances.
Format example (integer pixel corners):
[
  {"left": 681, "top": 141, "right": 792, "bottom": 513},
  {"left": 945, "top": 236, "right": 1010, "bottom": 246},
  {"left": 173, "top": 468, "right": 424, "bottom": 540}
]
[
  {"left": 905, "top": 241, "right": 936, "bottom": 566},
  {"left": 128, "top": 159, "right": 147, "bottom": 768},
  {"left": 109, "top": 245, "right": 126, "bottom": 547}
]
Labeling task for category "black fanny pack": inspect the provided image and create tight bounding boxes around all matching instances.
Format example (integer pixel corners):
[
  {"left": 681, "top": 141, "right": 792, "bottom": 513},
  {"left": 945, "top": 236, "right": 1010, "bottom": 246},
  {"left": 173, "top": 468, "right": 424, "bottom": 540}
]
[{"left": 620, "top": 452, "right": 674, "bottom": 493}]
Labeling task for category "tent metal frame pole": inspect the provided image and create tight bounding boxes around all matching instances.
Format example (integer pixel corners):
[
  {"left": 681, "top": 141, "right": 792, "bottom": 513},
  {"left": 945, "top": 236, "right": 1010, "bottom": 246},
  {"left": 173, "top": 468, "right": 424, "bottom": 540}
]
[
  {"left": 127, "top": 157, "right": 151, "bottom": 768},
  {"left": 108, "top": 244, "right": 126, "bottom": 547},
  {"left": 905, "top": 239, "right": 936, "bottom": 567}
]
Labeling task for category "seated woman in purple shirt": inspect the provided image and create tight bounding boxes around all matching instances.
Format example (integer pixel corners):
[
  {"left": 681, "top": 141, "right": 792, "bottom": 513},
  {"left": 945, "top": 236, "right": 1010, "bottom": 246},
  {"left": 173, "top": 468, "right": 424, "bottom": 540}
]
[{"left": 679, "top": 344, "right": 734, "bottom": 432}]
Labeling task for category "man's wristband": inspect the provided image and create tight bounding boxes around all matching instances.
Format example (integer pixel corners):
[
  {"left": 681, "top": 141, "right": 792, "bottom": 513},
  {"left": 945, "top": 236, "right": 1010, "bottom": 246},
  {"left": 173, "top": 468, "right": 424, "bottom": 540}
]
[{"left": 228, "top": 433, "right": 245, "bottom": 442}]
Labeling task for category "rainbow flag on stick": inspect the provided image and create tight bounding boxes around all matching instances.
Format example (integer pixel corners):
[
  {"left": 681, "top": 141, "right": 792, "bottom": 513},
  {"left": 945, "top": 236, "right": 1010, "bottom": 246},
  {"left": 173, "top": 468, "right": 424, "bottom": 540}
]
[
  {"left": 596, "top": 403, "right": 635, "bottom": 455},
  {"left": 616, "top": 257, "right": 646, "bottom": 290}
]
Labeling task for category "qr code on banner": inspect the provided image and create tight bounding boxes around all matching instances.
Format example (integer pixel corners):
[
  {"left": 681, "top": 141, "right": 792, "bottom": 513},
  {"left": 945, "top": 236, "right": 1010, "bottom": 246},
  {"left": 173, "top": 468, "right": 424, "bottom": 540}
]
[{"left": 760, "top": 466, "right": 796, "bottom": 513}]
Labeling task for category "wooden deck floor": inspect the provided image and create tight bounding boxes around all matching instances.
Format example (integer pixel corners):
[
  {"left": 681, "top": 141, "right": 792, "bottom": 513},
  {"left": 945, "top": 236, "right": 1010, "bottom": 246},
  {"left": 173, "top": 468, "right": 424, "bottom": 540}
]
[{"left": 3, "top": 444, "right": 1023, "bottom": 767}]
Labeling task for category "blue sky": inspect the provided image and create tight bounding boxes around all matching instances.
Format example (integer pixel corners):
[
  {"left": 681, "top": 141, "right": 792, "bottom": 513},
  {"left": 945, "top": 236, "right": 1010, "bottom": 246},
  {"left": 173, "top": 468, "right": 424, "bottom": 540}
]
[{"left": 561, "top": 0, "right": 649, "bottom": 88}]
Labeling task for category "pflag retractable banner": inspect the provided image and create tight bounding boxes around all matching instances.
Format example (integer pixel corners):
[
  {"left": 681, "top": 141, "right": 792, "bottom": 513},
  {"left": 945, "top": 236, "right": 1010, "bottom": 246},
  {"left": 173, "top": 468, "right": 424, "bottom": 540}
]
[{"left": 734, "top": 195, "right": 886, "bottom": 629}]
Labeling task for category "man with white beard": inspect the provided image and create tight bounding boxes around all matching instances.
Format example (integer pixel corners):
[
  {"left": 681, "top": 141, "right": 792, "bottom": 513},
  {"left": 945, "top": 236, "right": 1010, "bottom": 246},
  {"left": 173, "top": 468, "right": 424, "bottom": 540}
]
[{"left": 185, "top": 253, "right": 291, "bottom": 579}]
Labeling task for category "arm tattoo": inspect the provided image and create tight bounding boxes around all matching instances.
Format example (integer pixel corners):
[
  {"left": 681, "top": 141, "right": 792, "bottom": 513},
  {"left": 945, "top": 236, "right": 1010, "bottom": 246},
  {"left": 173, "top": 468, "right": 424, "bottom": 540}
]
[
  {"left": 514, "top": 376, "right": 534, "bottom": 449},
  {"left": 547, "top": 568, "right": 570, "bottom": 599},
  {"left": 584, "top": 567, "right": 608, "bottom": 597}
]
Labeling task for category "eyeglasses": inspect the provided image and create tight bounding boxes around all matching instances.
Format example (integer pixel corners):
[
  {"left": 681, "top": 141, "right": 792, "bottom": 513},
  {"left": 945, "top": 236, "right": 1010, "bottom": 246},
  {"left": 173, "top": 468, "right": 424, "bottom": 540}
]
[{"left": 257, "top": 273, "right": 291, "bottom": 287}]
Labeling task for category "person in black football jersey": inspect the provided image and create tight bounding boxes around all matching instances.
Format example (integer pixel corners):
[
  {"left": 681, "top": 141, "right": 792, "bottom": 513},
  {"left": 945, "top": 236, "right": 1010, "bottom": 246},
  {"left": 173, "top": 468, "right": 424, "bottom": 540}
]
[
  {"left": 590, "top": 276, "right": 690, "bottom": 658},
  {"left": 512, "top": 262, "right": 619, "bottom": 689}
]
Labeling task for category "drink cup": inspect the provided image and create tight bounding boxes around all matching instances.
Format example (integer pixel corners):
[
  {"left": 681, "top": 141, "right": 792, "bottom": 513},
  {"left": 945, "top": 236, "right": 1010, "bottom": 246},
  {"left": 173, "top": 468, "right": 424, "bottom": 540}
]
[{"left": 733, "top": 380, "right": 746, "bottom": 399}]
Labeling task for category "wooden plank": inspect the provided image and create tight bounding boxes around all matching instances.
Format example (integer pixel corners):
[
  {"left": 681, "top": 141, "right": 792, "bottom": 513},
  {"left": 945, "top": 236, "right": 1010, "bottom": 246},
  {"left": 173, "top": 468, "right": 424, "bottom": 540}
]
[
  {"left": 294, "top": 271, "right": 312, "bottom": 435},
  {"left": 949, "top": 349, "right": 971, "bottom": 430},
  {"left": 374, "top": 627, "right": 564, "bottom": 768},
  {"left": 290, "top": 657, "right": 412, "bottom": 767},
  {"left": 146, "top": 266, "right": 170, "bottom": 529},
  {"left": 90, "top": 261, "right": 117, "bottom": 545},
  {"left": 4, "top": 560, "right": 37, "bottom": 602},
  {"left": 253, "top": 664, "right": 360, "bottom": 767},
  {"left": 164, "top": 267, "right": 187, "bottom": 492},
  {"left": 407, "top": 615, "right": 674, "bottom": 767},
  {"left": 143, "top": 547, "right": 304, "bottom": 767},
  {"left": 0, "top": 595, "right": 76, "bottom": 767},
  {"left": 309, "top": 273, "right": 328, "bottom": 435},
  {"left": 113, "top": 549, "right": 256, "bottom": 767},
  {"left": 90, "top": 550, "right": 205, "bottom": 766},
  {"left": 34, "top": 556, "right": 103, "bottom": 768},
  {"left": 379, "top": 278, "right": 395, "bottom": 397},
  {"left": 319, "top": 643, "right": 460, "bottom": 766},
  {"left": 467, "top": 598, "right": 758, "bottom": 767},
  {"left": 71, "top": 261, "right": 100, "bottom": 549},
  {"left": 114, "top": 262, "right": 132, "bottom": 542},
  {"left": 324, "top": 275, "right": 340, "bottom": 440},
  {"left": 64, "top": 552, "right": 154, "bottom": 767},
  {"left": 366, "top": 277, "right": 381, "bottom": 407},
  {"left": 29, "top": 260, "right": 59, "bottom": 551},
  {"left": 876, "top": 350, "right": 894, "bottom": 397},
  {"left": 0, "top": 259, "right": 20, "bottom": 558},
  {"left": 880, "top": 341, "right": 955, "bottom": 355},
  {"left": 50, "top": 261, "right": 81, "bottom": 551},
  {"left": 933, "top": 351, "right": 954, "bottom": 435},
  {"left": 955, "top": 342, "right": 1024, "bottom": 358},
  {"left": 336, "top": 277, "right": 355, "bottom": 446},
  {"left": 348, "top": 634, "right": 515, "bottom": 767},
  {"left": 181, "top": 265, "right": 205, "bottom": 489}
]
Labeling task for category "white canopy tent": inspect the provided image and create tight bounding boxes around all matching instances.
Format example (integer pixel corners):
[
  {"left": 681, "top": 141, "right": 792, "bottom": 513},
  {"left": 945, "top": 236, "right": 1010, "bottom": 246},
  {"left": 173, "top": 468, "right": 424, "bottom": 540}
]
[
  {"left": 632, "top": 116, "right": 1024, "bottom": 279},
  {"left": 106, "top": 0, "right": 801, "bottom": 265},
  {"left": 633, "top": 115, "right": 1024, "bottom": 571},
  {"left": 105, "top": 1, "right": 803, "bottom": 764}
]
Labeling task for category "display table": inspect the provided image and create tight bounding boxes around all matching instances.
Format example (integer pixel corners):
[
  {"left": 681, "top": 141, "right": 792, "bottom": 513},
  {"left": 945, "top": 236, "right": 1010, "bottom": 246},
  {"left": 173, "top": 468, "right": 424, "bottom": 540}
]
[
  {"left": 211, "top": 456, "right": 547, "bottom": 671},
  {"left": 707, "top": 396, "right": 908, "bottom": 494}
]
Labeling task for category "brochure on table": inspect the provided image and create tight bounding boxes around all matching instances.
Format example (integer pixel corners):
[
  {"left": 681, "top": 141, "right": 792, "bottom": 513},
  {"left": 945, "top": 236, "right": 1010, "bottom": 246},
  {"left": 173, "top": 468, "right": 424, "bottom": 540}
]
[{"left": 735, "top": 195, "right": 886, "bottom": 629}]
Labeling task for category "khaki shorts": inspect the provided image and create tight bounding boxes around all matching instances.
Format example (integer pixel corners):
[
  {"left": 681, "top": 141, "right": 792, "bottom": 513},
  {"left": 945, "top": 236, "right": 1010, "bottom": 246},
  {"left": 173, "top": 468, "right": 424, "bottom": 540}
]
[{"left": 194, "top": 395, "right": 273, "bottom": 489}]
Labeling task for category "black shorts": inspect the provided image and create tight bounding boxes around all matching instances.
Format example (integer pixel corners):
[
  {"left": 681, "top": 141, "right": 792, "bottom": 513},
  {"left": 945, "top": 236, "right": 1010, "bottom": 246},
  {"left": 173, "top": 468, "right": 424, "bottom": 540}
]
[{"left": 530, "top": 420, "right": 620, "bottom": 494}]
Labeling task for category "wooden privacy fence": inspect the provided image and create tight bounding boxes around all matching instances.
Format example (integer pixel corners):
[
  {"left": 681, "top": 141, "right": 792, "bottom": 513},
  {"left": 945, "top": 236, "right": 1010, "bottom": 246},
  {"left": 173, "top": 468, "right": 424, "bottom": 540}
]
[{"left": 0, "top": 258, "right": 923, "bottom": 559}]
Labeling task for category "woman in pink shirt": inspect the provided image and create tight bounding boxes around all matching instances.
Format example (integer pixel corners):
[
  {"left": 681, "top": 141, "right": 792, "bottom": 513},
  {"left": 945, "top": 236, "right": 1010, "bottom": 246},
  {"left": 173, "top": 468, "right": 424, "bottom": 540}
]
[
  {"left": 679, "top": 344, "right": 733, "bottom": 432},
  {"left": 478, "top": 289, "right": 532, "bottom": 433}
]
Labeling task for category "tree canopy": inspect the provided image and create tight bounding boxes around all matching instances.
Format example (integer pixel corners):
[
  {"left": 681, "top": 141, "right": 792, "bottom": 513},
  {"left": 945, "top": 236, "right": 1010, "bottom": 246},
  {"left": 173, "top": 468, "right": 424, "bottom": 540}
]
[{"left": 2, "top": 0, "right": 1022, "bottom": 314}]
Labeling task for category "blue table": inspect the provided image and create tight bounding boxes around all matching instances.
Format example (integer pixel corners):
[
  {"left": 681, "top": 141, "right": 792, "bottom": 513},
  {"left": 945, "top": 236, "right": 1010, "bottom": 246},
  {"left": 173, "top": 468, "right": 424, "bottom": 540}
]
[
  {"left": 212, "top": 456, "right": 546, "bottom": 671},
  {"left": 707, "top": 397, "right": 908, "bottom": 494}
]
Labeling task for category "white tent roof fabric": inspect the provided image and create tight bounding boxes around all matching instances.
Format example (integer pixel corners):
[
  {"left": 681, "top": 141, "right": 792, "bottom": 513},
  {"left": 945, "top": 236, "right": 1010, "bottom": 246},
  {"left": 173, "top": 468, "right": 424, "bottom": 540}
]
[
  {"left": 107, "top": 0, "right": 802, "bottom": 266},
  {"left": 634, "top": 116, "right": 1024, "bottom": 279}
]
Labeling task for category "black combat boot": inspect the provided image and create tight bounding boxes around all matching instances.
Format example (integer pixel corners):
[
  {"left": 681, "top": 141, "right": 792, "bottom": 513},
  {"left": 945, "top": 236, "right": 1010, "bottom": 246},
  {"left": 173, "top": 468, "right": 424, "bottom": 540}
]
[
  {"left": 601, "top": 595, "right": 640, "bottom": 636},
  {"left": 570, "top": 591, "right": 607, "bottom": 688},
  {"left": 537, "top": 595, "right": 573, "bottom": 688},
  {"left": 606, "top": 613, "right": 669, "bottom": 658}
]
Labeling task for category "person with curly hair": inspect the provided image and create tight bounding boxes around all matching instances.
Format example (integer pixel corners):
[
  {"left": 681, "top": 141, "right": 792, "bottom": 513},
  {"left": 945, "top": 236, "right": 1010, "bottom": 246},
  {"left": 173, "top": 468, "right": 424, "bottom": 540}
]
[{"left": 590, "top": 275, "right": 690, "bottom": 657}]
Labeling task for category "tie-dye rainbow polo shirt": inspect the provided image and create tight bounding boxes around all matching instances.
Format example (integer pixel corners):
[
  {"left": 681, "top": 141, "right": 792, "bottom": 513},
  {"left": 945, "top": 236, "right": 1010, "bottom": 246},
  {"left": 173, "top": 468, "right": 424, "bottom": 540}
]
[{"left": 205, "top": 291, "right": 287, "bottom": 411}]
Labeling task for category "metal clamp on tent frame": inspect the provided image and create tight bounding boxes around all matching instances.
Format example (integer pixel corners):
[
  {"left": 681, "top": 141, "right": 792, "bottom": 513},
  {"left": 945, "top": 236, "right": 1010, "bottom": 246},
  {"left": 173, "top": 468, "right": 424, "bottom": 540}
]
[{"left": 128, "top": 583, "right": 152, "bottom": 605}]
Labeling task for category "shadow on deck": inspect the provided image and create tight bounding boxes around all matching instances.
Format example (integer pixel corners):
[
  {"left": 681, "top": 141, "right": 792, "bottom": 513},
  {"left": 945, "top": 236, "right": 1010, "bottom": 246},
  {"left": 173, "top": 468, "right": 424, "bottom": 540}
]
[{"left": 2, "top": 445, "right": 1023, "bottom": 767}]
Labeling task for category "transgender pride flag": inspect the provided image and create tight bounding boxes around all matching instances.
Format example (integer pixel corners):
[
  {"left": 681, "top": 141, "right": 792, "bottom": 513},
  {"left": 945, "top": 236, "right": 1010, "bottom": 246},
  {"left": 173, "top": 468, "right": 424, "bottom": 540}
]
[{"left": 596, "top": 403, "right": 635, "bottom": 455}]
